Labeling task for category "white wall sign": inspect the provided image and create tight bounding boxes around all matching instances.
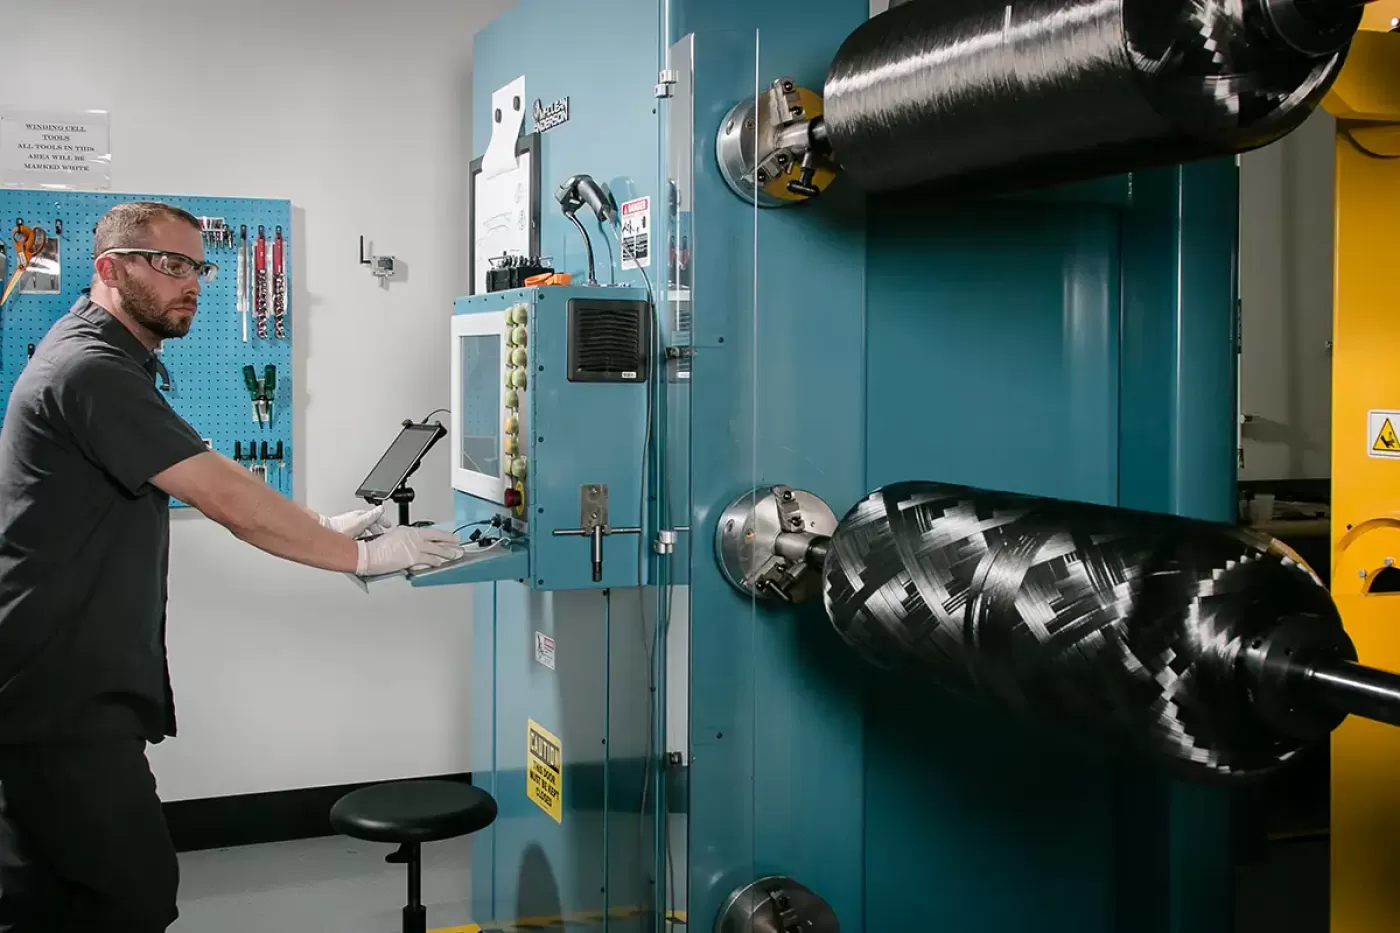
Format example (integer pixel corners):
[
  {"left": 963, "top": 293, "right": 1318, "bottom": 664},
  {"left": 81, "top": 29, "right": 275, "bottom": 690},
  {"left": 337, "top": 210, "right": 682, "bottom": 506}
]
[
  {"left": 620, "top": 196, "right": 651, "bottom": 270},
  {"left": 483, "top": 76, "right": 525, "bottom": 180},
  {"left": 473, "top": 150, "right": 532, "bottom": 295},
  {"left": 1, "top": 110, "right": 111, "bottom": 189}
]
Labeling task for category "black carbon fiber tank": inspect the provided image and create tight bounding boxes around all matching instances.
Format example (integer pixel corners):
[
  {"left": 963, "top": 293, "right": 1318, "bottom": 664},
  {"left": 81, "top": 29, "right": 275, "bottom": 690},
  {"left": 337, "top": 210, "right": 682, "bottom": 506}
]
[
  {"left": 820, "top": 0, "right": 1361, "bottom": 194},
  {"left": 822, "top": 482, "right": 1348, "bottom": 782}
]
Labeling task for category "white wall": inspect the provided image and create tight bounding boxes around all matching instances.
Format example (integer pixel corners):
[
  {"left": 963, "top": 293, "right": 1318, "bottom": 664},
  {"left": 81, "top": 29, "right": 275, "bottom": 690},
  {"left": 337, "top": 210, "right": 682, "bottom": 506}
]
[
  {"left": 3, "top": 0, "right": 513, "bottom": 800},
  {"left": 1238, "top": 110, "right": 1337, "bottom": 481}
]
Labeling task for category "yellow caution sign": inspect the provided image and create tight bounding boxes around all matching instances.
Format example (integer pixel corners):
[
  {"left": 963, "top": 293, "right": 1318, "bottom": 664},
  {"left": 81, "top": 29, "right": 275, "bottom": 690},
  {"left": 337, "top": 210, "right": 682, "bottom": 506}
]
[
  {"left": 526, "top": 719, "right": 562, "bottom": 823},
  {"left": 1370, "top": 411, "right": 1400, "bottom": 459}
]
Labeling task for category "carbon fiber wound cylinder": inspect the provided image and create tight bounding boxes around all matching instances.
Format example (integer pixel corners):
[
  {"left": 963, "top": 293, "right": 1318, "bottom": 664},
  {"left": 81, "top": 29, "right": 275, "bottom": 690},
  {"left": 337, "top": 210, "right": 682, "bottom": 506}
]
[
  {"left": 821, "top": 0, "right": 1361, "bottom": 194},
  {"left": 821, "top": 482, "right": 1351, "bottom": 782}
]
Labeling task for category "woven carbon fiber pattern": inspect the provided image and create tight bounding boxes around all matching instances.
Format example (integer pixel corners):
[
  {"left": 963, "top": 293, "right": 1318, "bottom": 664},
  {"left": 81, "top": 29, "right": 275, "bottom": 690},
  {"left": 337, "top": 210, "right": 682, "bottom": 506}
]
[
  {"left": 822, "top": 482, "right": 1345, "bottom": 782},
  {"left": 822, "top": 0, "right": 1352, "bottom": 194}
]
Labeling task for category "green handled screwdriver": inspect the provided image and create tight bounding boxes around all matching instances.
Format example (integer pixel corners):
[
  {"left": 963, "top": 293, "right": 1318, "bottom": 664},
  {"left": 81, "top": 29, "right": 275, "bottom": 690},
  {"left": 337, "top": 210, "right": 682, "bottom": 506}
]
[
  {"left": 263, "top": 364, "right": 276, "bottom": 426},
  {"left": 242, "top": 365, "right": 261, "bottom": 427}
]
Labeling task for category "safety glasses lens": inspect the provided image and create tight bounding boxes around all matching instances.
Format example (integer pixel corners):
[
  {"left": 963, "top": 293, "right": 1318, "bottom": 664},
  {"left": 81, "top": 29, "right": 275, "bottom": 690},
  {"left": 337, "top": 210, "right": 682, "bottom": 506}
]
[{"left": 152, "top": 253, "right": 217, "bottom": 282}]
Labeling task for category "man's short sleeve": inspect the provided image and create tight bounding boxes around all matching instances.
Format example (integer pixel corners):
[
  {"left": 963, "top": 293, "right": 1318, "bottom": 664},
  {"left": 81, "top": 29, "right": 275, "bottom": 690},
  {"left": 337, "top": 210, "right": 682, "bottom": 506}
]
[{"left": 51, "top": 349, "right": 208, "bottom": 496}]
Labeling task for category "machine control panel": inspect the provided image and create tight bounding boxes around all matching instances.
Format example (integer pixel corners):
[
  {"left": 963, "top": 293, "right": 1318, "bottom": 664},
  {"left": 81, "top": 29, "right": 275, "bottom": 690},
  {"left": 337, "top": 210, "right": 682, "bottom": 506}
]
[
  {"left": 502, "top": 301, "right": 529, "bottom": 518},
  {"left": 444, "top": 285, "right": 651, "bottom": 591}
]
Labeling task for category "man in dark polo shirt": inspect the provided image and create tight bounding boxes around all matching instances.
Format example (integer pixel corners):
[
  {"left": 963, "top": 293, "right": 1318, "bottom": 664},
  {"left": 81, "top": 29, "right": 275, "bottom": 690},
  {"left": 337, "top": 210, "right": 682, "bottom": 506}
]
[{"left": 0, "top": 201, "right": 464, "bottom": 930}]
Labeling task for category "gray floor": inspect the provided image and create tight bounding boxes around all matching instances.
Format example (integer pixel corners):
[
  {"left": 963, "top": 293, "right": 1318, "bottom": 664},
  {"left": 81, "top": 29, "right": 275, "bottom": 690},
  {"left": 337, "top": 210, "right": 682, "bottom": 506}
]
[
  {"left": 173, "top": 835, "right": 474, "bottom": 933},
  {"left": 173, "top": 831, "right": 1319, "bottom": 933}
]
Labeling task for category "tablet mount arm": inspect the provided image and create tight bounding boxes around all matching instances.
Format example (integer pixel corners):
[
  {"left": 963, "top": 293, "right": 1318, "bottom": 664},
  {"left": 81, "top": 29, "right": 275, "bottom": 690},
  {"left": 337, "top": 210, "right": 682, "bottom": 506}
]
[{"left": 387, "top": 484, "right": 417, "bottom": 529}]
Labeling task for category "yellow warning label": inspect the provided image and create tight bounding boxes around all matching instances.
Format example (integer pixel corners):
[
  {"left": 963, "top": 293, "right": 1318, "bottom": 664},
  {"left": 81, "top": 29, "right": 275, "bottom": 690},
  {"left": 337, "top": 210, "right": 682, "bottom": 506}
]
[
  {"left": 1375, "top": 419, "right": 1400, "bottom": 452},
  {"left": 526, "top": 719, "right": 562, "bottom": 823}
]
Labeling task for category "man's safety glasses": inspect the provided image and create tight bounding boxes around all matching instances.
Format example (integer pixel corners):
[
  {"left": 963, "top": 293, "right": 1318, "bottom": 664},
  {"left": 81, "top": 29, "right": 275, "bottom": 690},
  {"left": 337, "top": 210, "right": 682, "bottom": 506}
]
[{"left": 100, "top": 248, "right": 219, "bottom": 283}]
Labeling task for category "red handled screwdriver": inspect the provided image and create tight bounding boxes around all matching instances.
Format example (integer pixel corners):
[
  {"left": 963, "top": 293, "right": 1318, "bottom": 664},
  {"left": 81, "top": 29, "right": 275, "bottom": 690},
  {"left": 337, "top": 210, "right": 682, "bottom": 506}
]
[
  {"left": 254, "top": 226, "right": 268, "bottom": 339},
  {"left": 273, "top": 226, "right": 286, "bottom": 339}
]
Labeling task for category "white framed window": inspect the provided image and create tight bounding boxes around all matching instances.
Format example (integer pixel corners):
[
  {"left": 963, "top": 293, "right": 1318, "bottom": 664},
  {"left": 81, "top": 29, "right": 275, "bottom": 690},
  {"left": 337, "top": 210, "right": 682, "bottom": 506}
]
[{"left": 450, "top": 310, "right": 509, "bottom": 503}]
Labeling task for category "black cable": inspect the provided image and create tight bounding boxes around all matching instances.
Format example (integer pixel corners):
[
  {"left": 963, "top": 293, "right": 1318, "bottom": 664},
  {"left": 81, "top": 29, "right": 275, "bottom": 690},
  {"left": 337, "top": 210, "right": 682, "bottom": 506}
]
[
  {"left": 608, "top": 218, "right": 670, "bottom": 920},
  {"left": 597, "top": 216, "right": 618, "bottom": 286},
  {"left": 453, "top": 518, "right": 500, "bottom": 535},
  {"left": 565, "top": 212, "right": 596, "bottom": 285},
  {"left": 421, "top": 408, "right": 449, "bottom": 423}
]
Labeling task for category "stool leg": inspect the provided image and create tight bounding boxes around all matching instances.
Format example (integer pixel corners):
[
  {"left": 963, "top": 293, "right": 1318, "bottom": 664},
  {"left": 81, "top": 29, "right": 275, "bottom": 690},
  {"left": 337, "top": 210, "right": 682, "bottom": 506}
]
[{"left": 403, "top": 843, "right": 425, "bottom": 933}]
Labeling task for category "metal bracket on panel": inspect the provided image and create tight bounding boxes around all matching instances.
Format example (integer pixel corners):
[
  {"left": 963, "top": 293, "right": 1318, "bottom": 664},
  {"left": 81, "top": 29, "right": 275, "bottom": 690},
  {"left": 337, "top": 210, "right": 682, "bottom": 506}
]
[
  {"left": 552, "top": 484, "right": 641, "bottom": 582},
  {"left": 715, "top": 485, "right": 837, "bottom": 604},
  {"left": 655, "top": 68, "right": 679, "bottom": 98},
  {"left": 715, "top": 875, "right": 839, "bottom": 933},
  {"left": 654, "top": 526, "right": 690, "bottom": 554}
]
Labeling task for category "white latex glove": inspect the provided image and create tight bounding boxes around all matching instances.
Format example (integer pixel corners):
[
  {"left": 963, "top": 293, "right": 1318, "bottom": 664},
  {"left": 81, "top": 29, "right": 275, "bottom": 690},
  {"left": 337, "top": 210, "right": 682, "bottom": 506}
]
[
  {"left": 320, "top": 504, "right": 389, "bottom": 538},
  {"left": 355, "top": 526, "right": 465, "bottom": 576}
]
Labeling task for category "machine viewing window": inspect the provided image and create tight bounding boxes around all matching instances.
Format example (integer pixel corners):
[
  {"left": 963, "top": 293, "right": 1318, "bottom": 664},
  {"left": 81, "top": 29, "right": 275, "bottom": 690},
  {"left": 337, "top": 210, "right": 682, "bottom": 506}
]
[
  {"left": 450, "top": 309, "right": 511, "bottom": 504},
  {"left": 459, "top": 334, "right": 502, "bottom": 477}
]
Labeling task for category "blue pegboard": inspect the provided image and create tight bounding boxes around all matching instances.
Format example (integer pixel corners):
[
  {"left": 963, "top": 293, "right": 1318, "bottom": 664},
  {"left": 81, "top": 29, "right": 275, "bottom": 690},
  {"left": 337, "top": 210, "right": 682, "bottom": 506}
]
[{"left": 0, "top": 190, "right": 294, "bottom": 505}]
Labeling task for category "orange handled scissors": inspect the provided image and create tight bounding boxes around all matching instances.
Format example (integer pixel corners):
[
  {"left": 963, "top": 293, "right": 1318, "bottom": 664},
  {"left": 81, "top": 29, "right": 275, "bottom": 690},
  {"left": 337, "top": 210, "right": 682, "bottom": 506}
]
[
  {"left": 2, "top": 219, "right": 48, "bottom": 306},
  {"left": 12, "top": 219, "right": 47, "bottom": 265}
]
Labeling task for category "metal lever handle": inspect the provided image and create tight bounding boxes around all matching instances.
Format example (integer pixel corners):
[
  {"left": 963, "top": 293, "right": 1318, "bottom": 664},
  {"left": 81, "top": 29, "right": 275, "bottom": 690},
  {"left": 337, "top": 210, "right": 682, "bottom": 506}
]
[
  {"left": 786, "top": 151, "right": 822, "bottom": 198},
  {"left": 551, "top": 525, "right": 642, "bottom": 582}
]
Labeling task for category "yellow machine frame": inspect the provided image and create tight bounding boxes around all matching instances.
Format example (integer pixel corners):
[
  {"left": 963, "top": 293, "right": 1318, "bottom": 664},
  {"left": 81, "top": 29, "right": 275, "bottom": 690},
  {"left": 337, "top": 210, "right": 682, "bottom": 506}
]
[{"left": 1326, "top": 9, "right": 1400, "bottom": 931}]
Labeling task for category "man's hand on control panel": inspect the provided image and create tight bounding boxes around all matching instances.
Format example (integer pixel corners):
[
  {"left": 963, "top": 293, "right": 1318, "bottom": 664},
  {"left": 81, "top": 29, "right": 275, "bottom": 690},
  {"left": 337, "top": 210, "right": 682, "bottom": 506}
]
[{"left": 356, "top": 526, "right": 465, "bottom": 576}]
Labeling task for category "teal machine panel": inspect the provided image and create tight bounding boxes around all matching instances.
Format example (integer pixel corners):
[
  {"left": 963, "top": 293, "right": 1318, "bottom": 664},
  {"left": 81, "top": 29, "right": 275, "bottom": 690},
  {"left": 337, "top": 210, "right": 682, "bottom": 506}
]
[
  {"left": 417, "top": 284, "right": 651, "bottom": 593},
  {"left": 461, "top": 1, "right": 665, "bottom": 931},
  {"left": 458, "top": 1, "right": 1244, "bottom": 932}
]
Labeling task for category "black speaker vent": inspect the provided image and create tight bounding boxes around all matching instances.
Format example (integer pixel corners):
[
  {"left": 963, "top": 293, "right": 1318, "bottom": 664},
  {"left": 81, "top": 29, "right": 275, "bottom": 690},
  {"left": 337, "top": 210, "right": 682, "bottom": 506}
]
[{"left": 567, "top": 299, "right": 651, "bottom": 383}]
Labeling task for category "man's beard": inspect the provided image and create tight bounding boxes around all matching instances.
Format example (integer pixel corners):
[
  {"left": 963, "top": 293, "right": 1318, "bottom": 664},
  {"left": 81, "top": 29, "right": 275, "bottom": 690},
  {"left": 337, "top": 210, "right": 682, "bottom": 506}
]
[{"left": 118, "top": 276, "right": 194, "bottom": 340}]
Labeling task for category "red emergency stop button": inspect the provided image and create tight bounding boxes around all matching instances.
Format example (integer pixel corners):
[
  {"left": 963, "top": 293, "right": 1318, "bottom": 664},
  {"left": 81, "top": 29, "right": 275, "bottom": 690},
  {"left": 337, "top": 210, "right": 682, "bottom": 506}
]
[{"left": 504, "top": 488, "right": 522, "bottom": 508}]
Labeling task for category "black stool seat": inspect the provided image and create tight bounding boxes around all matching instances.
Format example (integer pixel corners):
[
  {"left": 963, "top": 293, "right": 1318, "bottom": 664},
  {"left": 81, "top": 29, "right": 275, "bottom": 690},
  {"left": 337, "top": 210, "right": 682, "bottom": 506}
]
[{"left": 330, "top": 780, "right": 497, "bottom": 844}]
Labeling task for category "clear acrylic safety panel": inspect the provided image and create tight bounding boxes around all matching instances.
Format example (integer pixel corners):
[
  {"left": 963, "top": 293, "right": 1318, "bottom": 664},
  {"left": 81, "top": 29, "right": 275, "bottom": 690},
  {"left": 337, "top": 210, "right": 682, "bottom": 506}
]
[
  {"left": 668, "top": 25, "right": 769, "bottom": 933},
  {"left": 676, "top": 19, "right": 870, "bottom": 933},
  {"left": 656, "top": 24, "right": 702, "bottom": 933}
]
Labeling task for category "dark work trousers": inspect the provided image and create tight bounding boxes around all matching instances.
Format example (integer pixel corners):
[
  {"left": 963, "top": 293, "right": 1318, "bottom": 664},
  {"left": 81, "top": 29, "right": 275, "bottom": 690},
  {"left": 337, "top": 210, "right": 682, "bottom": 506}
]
[{"left": 0, "top": 740, "right": 179, "bottom": 932}]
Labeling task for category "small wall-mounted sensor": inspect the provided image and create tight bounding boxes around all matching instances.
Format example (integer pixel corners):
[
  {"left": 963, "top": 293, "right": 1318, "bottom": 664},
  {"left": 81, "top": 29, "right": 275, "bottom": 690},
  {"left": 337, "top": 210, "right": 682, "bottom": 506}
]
[{"left": 359, "top": 236, "right": 399, "bottom": 287}]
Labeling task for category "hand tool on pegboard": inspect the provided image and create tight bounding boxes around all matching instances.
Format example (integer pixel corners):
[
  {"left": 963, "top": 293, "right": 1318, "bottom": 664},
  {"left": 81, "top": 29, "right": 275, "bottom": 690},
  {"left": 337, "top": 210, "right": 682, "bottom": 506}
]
[
  {"left": 263, "top": 364, "right": 276, "bottom": 425},
  {"left": 273, "top": 226, "right": 286, "bottom": 339},
  {"left": 253, "top": 226, "right": 268, "bottom": 339},
  {"left": 242, "top": 364, "right": 264, "bottom": 428},
  {"left": 237, "top": 225, "right": 249, "bottom": 342},
  {"left": 273, "top": 440, "right": 285, "bottom": 493},
  {"left": 2, "top": 218, "right": 47, "bottom": 306}
]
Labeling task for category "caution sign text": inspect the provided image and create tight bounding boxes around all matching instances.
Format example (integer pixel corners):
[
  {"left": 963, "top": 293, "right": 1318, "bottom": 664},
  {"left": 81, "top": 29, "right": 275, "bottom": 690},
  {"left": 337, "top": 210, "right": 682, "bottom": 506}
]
[
  {"left": 526, "top": 719, "right": 562, "bottom": 823},
  {"left": 1369, "top": 411, "right": 1400, "bottom": 460}
]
